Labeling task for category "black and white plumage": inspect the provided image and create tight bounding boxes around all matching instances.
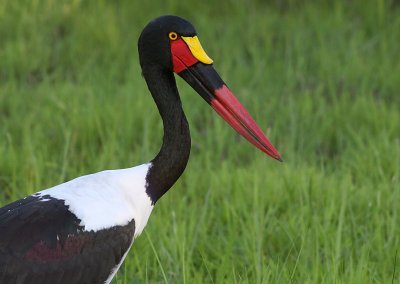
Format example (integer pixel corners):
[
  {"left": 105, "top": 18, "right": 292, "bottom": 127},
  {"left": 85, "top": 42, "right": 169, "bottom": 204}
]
[
  {"left": 0, "top": 15, "right": 281, "bottom": 283},
  {"left": 1, "top": 166, "right": 150, "bottom": 284}
]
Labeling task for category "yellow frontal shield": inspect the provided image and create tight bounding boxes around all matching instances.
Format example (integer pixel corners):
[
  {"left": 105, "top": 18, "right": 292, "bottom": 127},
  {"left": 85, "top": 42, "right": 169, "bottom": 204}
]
[{"left": 181, "top": 36, "right": 213, "bottom": 65}]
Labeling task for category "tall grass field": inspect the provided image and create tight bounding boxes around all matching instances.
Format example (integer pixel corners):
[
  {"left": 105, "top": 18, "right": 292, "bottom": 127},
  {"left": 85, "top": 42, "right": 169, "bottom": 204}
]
[{"left": 1, "top": 0, "right": 399, "bottom": 283}]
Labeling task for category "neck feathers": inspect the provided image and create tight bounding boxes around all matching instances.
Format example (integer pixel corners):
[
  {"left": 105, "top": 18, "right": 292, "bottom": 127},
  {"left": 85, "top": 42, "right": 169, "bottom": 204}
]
[{"left": 143, "top": 67, "right": 191, "bottom": 204}]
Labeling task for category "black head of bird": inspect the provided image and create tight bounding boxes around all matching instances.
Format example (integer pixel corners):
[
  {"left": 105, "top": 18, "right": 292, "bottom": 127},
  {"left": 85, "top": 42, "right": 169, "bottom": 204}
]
[{"left": 138, "top": 15, "right": 281, "bottom": 161}]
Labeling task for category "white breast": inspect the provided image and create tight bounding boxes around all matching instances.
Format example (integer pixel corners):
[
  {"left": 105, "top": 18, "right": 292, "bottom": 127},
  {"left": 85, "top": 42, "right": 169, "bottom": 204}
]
[{"left": 37, "top": 163, "right": 154, "bottom": 236}]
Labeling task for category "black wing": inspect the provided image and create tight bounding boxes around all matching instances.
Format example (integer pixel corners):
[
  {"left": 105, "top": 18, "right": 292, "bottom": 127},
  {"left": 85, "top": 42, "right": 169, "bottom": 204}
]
[{"left": 0, "top": 195, "right": 135, "bottom": 284}]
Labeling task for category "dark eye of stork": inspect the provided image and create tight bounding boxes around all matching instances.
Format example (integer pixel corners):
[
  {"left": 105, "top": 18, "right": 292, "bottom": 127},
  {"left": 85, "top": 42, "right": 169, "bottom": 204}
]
[{"left": 169, "top": 32, "right": 178, "bottom": 40}]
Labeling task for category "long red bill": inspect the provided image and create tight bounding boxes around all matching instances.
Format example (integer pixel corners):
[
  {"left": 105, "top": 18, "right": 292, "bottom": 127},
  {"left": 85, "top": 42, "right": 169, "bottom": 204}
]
[
  {"left": 171, "top": 37, "right": 281, "bottom": 161},
  {"left": 211, "top": 85, "right": 281, "bottom": 161}
]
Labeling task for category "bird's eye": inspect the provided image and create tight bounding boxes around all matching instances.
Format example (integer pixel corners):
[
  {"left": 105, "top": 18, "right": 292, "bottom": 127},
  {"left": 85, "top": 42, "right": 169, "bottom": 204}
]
[{"left": 169, "top": 32, "right": 178, "bottom": 41}]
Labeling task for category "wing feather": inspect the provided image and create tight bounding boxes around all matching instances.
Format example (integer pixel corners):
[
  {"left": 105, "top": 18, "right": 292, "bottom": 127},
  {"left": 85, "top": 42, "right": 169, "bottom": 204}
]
[{"left": 0, "top": 195, "right": 135, "bottom": 284}]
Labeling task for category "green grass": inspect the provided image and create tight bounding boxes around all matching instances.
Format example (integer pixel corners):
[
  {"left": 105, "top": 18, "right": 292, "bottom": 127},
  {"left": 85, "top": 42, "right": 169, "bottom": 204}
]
[{"left": 1, "top": 0, "right": 399, "bottom": 283}]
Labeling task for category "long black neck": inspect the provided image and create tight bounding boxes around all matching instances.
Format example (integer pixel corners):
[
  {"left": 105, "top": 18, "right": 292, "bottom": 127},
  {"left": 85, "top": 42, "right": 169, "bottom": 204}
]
[{"left": 142, "top": 66, "right": 191, "bottom": 204}]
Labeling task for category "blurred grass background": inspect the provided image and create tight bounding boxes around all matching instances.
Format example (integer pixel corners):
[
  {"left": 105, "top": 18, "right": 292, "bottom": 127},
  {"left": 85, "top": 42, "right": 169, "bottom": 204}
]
[{"left": 0, "top": 0, "right": 399, "bottom": 283}]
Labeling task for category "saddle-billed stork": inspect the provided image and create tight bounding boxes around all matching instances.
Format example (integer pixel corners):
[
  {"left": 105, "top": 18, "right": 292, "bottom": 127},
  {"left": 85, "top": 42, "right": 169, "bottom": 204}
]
[{"left": 0, "top": 15, "right": 281, "bottom": 283}]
